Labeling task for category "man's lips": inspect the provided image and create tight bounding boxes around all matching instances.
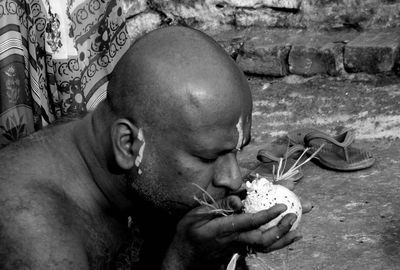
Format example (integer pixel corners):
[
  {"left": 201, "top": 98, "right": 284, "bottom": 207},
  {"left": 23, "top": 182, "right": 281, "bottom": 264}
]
[{"left": 228, "top": 183, "right": 247, "bottom": 199}]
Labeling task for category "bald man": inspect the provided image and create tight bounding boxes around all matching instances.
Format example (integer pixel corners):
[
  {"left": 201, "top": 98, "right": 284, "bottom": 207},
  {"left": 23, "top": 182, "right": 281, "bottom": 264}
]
[{"left": 0, "top": 26, "right": 306, "bottom": 269}]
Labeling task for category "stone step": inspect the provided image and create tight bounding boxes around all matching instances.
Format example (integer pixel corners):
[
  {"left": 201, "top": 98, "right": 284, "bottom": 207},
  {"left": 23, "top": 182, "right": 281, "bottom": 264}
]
[
  {"left": 212, "top": 28, "right": 400, "bottom": 77},
  {"left": 344, "top": 29, "right": 400, "bottom": 74},
  {"left": 246, "top": 74, "right": 400, "bottom": 142}
]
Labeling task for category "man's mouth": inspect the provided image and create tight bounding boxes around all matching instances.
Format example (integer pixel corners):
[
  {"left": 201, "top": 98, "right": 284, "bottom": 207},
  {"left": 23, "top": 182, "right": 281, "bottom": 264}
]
[{"left": 228, "top": 183, "right": 247, "bottom": 199}]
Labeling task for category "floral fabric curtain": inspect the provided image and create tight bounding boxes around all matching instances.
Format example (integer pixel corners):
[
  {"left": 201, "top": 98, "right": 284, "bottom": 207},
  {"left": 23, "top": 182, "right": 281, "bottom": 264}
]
[{"left": 0, "top": 0, "right": 132, "bottom": 148}]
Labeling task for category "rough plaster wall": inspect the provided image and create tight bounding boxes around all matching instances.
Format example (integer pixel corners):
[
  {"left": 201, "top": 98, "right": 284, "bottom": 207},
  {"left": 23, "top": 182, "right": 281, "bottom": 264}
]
[
  {"left": 122, "top": 0, "right": 162, "bottom": 42},
  {"left": 301, "top": 0, "right": 400, "bottom": 30},
  {"left": 124, "top": 0, "right": 400, "bottom": 33}
]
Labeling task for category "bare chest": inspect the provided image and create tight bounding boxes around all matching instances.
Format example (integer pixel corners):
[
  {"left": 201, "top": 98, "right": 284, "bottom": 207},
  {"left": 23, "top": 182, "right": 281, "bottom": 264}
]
[{"left": 79, "top": 212, "right": 143, "bottom": 270}]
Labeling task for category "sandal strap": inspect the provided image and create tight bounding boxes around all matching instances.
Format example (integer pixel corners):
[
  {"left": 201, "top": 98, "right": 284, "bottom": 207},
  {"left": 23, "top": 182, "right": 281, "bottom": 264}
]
[
  {"left": 257, "top": 144, "right": 305, "bottom": 163},
  {"left": 288, "top": 127, "right": 354, "bottom": 146},
  {"left": 304, "top": 129, "right": 356, "bottom": 162}
]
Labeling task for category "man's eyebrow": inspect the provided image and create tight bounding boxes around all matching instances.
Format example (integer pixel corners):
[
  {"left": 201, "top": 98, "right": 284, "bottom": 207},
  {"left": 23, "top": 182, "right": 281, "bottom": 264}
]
[{"left": 195, "top": 134, "right": 252, "bottom": 156}]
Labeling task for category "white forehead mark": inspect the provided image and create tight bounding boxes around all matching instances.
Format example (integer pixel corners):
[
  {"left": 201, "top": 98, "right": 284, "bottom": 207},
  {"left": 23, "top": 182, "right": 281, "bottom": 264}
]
[
  {"left": 235, "top": 116, "right": 244, "bottom": 150},
  {"left": 134, "top": 128, "right": 145, "bottom": 175}
]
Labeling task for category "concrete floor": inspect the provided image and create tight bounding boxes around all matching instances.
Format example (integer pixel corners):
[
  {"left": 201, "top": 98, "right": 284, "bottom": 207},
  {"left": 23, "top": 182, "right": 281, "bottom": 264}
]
[{"left": 237, "top": 74, "right": 400, "bottom": 270}]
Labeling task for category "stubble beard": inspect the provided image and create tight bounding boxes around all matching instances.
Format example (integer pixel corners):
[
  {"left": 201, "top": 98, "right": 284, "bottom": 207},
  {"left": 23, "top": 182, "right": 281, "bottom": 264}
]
[{"left": 125, "top": 172, "right": 188, "bottom": 222}]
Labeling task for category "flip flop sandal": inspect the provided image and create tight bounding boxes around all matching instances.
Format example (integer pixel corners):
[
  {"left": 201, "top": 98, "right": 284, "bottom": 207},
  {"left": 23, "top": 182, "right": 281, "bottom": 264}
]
[
  {"left": 287, "top": 127, "right": 355, "bottom": 146},
  {"left": 304, "top": 130, "right": 375, "bottom": 171},
  {"left": 256, "top": 144, "right": 306, "bottom": 182},
  {"left": 257, "top": 144, "right": 306, "bottom": 163}
]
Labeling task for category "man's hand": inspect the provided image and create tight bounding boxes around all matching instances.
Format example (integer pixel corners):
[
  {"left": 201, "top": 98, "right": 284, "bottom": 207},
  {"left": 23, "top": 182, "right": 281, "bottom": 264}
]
[{"left": 162, "top": 195, "right": 304, "bottom": 270}]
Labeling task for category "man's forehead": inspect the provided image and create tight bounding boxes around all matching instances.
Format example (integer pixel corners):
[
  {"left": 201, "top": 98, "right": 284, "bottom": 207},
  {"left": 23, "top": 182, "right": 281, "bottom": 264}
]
[
  {"left": 180, "top": 112, "right": 252, "bottom": 152},
  {"left": 156, "top": 64, "right": 253, "bottom": 146},
  {"left": 183, "top": 88, "right": 250, "bottom": 125}
]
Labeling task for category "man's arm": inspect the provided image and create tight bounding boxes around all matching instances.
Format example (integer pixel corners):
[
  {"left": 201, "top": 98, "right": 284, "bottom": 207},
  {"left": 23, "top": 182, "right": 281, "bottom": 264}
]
[{"left": 0, "top": 187, "right": 90, "bottom": 270}]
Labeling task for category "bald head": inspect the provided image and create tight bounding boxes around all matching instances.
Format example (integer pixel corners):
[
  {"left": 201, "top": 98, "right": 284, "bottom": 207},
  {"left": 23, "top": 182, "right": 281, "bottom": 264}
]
[{"left": 107, "top": 26, "right": 251, "bottom": 130}]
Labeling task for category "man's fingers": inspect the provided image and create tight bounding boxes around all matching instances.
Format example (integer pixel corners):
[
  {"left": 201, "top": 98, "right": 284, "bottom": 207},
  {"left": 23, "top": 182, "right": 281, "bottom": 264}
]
[
  {"left": 261, "top": 230, "right": 302, "bottom": 253},
  {"left": 217, "top": 204, "right": 287, "bottom": 235},
  {"left": 218, "top": 195, "right": 243, "bottom": 212},
  {"left": 235, "top": 213, "right": 297, "bottom": 247},
  {"left": 301, "top": 199, "right": 313, "bottom": 214}
]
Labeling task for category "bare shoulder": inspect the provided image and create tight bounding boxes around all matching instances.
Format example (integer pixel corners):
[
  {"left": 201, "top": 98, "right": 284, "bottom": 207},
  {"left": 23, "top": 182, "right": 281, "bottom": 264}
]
[
  {"left": 0, "top": 182, "right": 90, "bottom": 269},
  {"left": 0, "top": 122, "right": 112, "bottom": 269},
  {"left": 0, "top": 123, "right": 76, "bottom": 184}
]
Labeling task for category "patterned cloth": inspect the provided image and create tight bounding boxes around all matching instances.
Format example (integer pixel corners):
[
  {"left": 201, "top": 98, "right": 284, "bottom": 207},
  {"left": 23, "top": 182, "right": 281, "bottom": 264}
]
[{"left": 0, "top": 0, "right": 132, "bottom": 148}]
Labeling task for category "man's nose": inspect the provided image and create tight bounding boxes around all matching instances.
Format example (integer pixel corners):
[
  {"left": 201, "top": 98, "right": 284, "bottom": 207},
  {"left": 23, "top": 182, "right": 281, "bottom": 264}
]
[{"left": 213, "top": 153, "right": 243, "bottom": 191}]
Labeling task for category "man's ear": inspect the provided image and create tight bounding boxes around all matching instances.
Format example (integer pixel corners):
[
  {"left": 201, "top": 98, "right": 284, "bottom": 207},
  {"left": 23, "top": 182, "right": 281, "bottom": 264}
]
[{"left": 111, "top": 119, "right": 141, "bottom": 170}]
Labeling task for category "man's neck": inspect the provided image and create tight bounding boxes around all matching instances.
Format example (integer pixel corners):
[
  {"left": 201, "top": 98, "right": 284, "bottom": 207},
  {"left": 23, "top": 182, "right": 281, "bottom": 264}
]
[{"left": 72, "top": 102, "right": 134, "bottom": 218}]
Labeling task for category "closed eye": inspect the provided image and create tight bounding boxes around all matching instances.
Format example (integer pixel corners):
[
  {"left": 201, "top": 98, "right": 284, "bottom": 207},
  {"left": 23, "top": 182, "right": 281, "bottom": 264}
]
[
  {"left": 194, "top": 135, "right": 252, "bottom": 164},
  {"left": 198, "top": 156, "right": 218, "bottom": 164}
]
